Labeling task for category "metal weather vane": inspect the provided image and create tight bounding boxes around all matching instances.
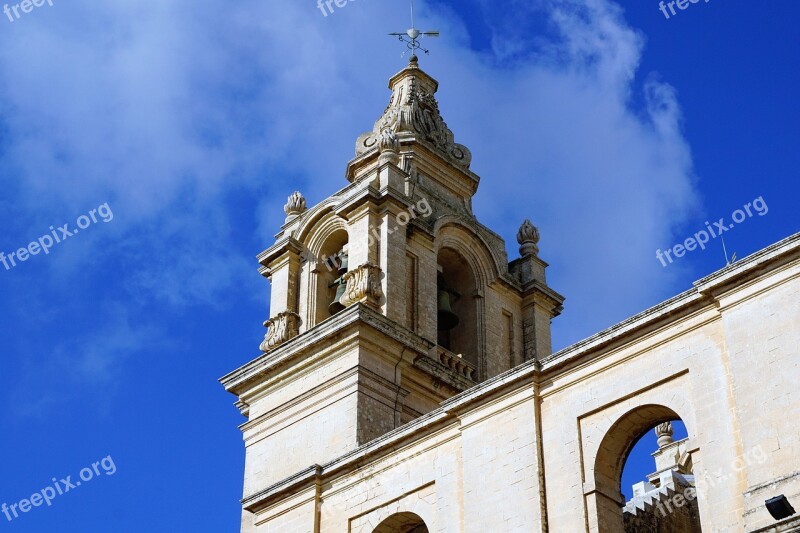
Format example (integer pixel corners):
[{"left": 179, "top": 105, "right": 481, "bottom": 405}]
[{"left": 389, "top": 0, "right": 440, "bottom": 57}]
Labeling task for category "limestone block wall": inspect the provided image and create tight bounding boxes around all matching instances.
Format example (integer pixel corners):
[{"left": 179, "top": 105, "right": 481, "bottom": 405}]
[
  {"left": 458, "top": 388, "right": 543, "bottom": 532},
  {"left": 319, "top": 433, "right": 458, "bottom": 533},
  {"left": 713, "top": 264, "right": 800, "bottom": 531},
  {"left": 538, "top": 309, "right": 752, "bottom": 532},
  {"left": 237, "top": 324, "right": 422, "bottom": 500},
  {"left": 243, "top": 384, "right": 544, "bottom": 533},
  {"left": 482, "top": 287, "right": 525, "bottom": 377},
  {"left": 536, "top": 242, "right": 800, "bottom": 533},
  {"left": 240, "top": 347, "right": 362, "bottom": 498}
]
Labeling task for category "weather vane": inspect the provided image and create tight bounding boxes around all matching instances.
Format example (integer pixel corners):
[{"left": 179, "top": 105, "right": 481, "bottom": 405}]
[{"left": 389, "top": 0, "right": 440, "bottom": 58}]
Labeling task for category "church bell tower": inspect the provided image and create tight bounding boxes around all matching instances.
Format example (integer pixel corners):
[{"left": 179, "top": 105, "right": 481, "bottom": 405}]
[{"left": 220, "top": 56, "right": 564, "bottom": 531}]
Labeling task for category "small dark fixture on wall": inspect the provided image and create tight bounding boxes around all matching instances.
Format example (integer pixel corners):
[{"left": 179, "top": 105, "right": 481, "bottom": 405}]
[{"left": 765, "top": 495, "right": 796, "bottom": 520}]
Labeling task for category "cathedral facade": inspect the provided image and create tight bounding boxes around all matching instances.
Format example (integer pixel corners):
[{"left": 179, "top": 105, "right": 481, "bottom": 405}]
[{"left": 221, "top": 58, "right": 800, "bottom": 533}]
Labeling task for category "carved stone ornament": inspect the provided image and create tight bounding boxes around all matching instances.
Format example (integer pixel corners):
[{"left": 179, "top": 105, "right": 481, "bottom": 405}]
[
  {"left": 655, "top": 421, "right": 675, "bottom": 448},
  {"left": 356, "top": 57, "right": 472, "bottom": 168},
  {"left": 340, "top": 263, "right": 383, "bottom": 308},
  {"left": 284, "top": 192, "right": 307, "bottom": 220},
  {"left": 259, "top": 311, "right": 301, "bottom": 353},
  {"left": 517, "top": 219, "right": 540, "bottom": 256},
  {"left": 377, "top": 128, "right": 400, "bottom": 165}
]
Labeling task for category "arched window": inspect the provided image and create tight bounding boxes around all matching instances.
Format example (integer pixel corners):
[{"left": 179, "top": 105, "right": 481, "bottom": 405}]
[
  {"left": 592, "top": 405, "right": 702, "bottom": 532},
  {"left": 372, "top": 512, "right": 429, "bottom": 533},
  {"left": 621, "top": 419, "right": 700, "bottom": 532}
]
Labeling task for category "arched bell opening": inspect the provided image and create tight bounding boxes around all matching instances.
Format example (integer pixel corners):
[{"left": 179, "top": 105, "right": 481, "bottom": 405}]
[
  {"left": 436, "top": 247, "right": 479, "bottom": 368},
  {"left": 313, "top": 229, "right": 349, "bottom": 325}
]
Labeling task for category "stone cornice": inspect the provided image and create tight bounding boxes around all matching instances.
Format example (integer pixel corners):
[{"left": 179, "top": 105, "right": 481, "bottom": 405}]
[
  {"left": 219, "top": 303, "right": 434, "bottom": 396},
  {"left": 256, "top": 237, "right": 304, "bottom": 275},
  {"left": 242, "top": 465, "right": 322, "bottom": 511},
  {"left": 520, "top": 279, "right": 566, "bottom": 316},
  {"left": 694, "top": 231, "right": 800, "bottom": 296},
  {"left": 540, "top": 232, "right": 799, "bottom": 371}
]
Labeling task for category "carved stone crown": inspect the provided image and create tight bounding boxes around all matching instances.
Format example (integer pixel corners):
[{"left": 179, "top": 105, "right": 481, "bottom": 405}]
[
  {"left": 356, "top": 56, "right": 472, "bottom": 169},
  {"left": 284, "top": 191, "right": 307, "bottom": 221},
  {"left": 655, "top": 421, "right": 675, "bottom": 448},
  {"left": 517, "top": 219, "right": 540, "bottom": 256}
]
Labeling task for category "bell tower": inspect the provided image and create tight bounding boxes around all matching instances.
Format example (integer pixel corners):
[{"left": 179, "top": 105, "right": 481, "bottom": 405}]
[{"left": 221, "top": 57, "right": 564, "bottom": 532}]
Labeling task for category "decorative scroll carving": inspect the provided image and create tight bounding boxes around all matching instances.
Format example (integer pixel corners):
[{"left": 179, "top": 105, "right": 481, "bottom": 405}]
[
  {"left": 357, "top": 57, "right": 472, "bottom": 168},
  {"left": 259, "top": 311, "right": 301, "bottom": 353},
  {"left": 340, "top": 263, "right": 383, "bottom": 308}
]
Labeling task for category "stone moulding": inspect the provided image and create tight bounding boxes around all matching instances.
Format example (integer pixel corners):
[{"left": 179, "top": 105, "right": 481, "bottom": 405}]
[
  {"left": 341, "top": 263, "right": 383, "bottom": 308},
  {"left": 259, "top": 311, "right": 301, "bottom": 353}
]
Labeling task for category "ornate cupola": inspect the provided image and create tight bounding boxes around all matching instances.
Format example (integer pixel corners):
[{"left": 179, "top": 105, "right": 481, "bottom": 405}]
[
  {"left": 355, "top": 55, "right": 472, "bottom": 171},
  {"left": 220, "top": 57, "right": 564, "bottom": 513}
]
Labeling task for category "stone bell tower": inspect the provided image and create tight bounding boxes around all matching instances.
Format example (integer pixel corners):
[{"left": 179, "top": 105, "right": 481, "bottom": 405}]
[{"left": 220, "top": 57, "right": 564, "bottom": 532}]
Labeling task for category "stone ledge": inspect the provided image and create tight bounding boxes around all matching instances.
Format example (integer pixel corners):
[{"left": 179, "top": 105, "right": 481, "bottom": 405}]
[
  {"left": 694, "top": 231, "right": 800, "bottom": 294},
  {"left": 540, "top": 231, "right": 800, "bottom": 371},
  {"left": 747, "top": 515, "right": 800, "bottom": 533},
  {"left": 242, "top": 464, "right": 322, "bottom": 512},
  {"left": 744, "top": 471, "right": 800, "bottom": 498},
  {"left": 220, "top": 303, "right": 434, "bottom": 396}
]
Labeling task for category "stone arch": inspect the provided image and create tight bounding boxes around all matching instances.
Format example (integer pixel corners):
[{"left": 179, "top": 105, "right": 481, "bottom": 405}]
[
  {"left": 434, "top": 218, "right": 503, "bottom": 285},
  {"left": 591, "top": 403, "right": 695, "bottom": 532},
  {"left": 297, "top": 208, "right": 349, "bottom": 329},
  {"left": 295, "top": 198, "right": 342, "bottom": 243},
  {"left": 434, "top": 222, "right": 501, "bottom": 380},
  {"left": 372, "top": 512, "right": 429, "bottom": 533},
  {"left": 300, "top": 207, "right": 348, "bottom": 261}
]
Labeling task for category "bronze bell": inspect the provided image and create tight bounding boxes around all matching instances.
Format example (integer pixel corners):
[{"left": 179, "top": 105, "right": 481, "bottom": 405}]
[
  {"left": 328, "top": 248, "right": 349, "bottom": 315},
  {"left": 437, "top": 285, "right": 460, "bottom": 331},
  {"left": 328, "top": 279, "right": 347, "bottom": 314}
]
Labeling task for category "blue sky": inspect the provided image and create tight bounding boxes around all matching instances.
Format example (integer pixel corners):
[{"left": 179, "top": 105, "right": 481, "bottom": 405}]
[{"left": 0, "top": 0, "right": 797, "bottom": 530}]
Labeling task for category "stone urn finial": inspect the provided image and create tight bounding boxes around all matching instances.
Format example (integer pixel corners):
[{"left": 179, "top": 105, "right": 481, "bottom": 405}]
[
  {"left": 377, "top": 128, "right": 400, "bottom": 165},
  {"left": 284, "top": 191, "right": 307, "bottom": 222},
  {"left": 517, "top": 219, "right": 540, "bottom": 256},
  {"left": 655, "top": 422, "right": 675, "bottom": 448}
]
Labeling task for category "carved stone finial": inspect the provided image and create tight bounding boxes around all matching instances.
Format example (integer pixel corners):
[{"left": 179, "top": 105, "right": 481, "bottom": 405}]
[
  {"left": 260, "top": 311, "right": 301, "bottom": 353},
  {"left": 517, "top": 219, "right": 540, "bottom": 256},
  {"left": 377, "top": 128, "right": 400, "bottom": 165},
  {"left": 655, "top": 422, "right": 675, "bottom": 448},
  {"left": 284, "top": 191, "right": 307, "bottom": 222}
]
